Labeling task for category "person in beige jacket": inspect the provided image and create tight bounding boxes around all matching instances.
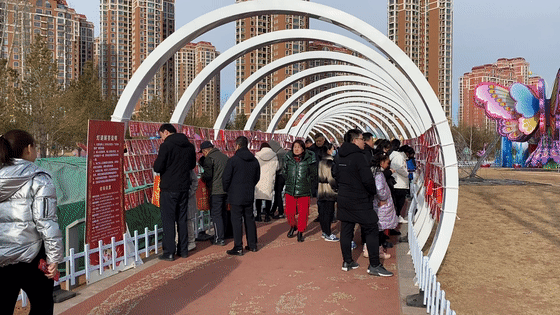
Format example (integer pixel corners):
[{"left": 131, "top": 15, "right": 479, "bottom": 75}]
[{"left": 254, "top": 143, "right": 279, "bottom": 222}]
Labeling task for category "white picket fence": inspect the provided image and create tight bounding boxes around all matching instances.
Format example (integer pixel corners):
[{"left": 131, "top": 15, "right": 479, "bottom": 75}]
[
  {"left": 17, "top": 224, "right": 164, "bottom": 307},
  {"left": 407, "top": 206, "right": 457, "bottom": 314}
]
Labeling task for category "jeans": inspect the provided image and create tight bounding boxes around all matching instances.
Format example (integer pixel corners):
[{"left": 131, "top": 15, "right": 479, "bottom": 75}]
[{"left": 270, "top": 173, "right": 285, "bottom": 216}]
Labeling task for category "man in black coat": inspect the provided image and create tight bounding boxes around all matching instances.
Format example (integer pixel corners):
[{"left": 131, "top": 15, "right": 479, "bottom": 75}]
[
  {"left": 222, "top": 136, "right": 260, "bottom": 256},
  {"left": 153, "top": 124, "right": 196, "bottom": 261},
  {"left": 332, "top": 129, "right": 393, "bottom": 276}
]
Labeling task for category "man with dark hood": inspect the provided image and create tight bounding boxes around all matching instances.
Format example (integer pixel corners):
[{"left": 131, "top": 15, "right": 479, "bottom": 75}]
[
  {"left": 332, "top": 129, "right": 393, "bottom": 277},
  {"left": 153, "top": 124, "right": 196, "bottom": 261}
]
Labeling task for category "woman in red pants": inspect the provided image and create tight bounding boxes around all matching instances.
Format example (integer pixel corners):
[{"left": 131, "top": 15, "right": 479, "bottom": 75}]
[{"left": 282, "top": 140, "right": 317, "bottom": 242}]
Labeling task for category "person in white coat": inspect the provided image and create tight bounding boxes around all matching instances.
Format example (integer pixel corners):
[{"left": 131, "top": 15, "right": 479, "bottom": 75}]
[
  {"left": 389, "top": 139, "right": 409, "bottom": 224},
  {"left": 254, "top": 143, "right": 279, "bottom": 222}
]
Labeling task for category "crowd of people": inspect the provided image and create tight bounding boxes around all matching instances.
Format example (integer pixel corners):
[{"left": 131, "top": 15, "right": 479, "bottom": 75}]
[
  {"left": 0, "top": 125, "right": 416, "bottom": 313},
  {"left": 155, "top": 124, "right": 417, "bottom": 278}
]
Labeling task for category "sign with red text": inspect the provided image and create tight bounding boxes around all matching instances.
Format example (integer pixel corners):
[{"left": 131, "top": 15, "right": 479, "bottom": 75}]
[{"left": 85, "top": 120, "right": 127, "bottom": 280}]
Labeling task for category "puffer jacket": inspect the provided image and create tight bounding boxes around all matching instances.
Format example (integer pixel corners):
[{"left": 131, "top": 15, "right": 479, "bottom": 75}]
[
  {"left": 255, "top": 147, "right": 279, "bottom": 200},
  {"left": 318, "top": 155, "right": 337, "bottom": 201},
  {"left": 0, "top": 159, "right": 63, "bottom": 267},
  {"left": 283, "top": 150, "right": 317, "bottom": 197}
]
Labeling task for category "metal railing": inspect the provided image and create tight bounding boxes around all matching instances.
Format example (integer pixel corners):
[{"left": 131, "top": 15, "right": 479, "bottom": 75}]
[{"left": 407, "top": 183, "right": 457, "bottom": 315}]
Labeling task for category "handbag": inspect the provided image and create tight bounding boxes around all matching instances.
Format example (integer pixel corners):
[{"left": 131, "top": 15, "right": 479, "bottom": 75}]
[
  {"left": 196, "top": 178, "right": 211, "bottom": 211},
  {"left": 152, "top": 175, "right": 161, "bottom": 207}
]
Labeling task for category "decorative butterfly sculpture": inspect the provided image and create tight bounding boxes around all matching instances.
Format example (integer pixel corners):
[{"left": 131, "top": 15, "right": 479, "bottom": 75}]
[{"left": 474, "top": 69, "right": 560, "bottom": 166}]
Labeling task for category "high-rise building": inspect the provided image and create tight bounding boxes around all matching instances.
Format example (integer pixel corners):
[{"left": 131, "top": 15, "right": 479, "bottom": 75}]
[
  {"left": 0, "top": 0, "right": 94, "bottom": 86},
  {"left": 100, "top": 0, "right": 175, "bottom": 108},
  {"left": 175, "top": 41, "right": 221, "bottom": 121},
  {"left": 459, "top": 57, "right": 541, "bottom": 129},
  {"left": 235, "top": 0, "right": 309, "bottom": 129},
  {"left": 388, "top": 0, "right": 453, "bottom": 121}
]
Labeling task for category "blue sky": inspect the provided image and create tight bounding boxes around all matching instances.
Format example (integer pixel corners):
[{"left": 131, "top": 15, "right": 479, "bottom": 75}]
[{"left": 68, "top": 0, "right": 560, "bottom": 125}]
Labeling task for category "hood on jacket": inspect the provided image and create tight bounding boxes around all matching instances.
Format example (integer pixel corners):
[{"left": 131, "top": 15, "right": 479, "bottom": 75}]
[
  {"left": 268, "top": 140, "right": 283, "bottom": 153},
  {"left": 235, "top": 147, "right": 256, "bottom": 161},
  {"left": 165, "top": 133, "right": 190, "bottom": 148},
  {"left": 337, "top": 142, "right": 363, "bottom": 158},
  {"left": 256, "top": 147, "right": 277, "bottom": 161},
  {"left": 0, "top": 159, "right": 47, "bottom": 202}
]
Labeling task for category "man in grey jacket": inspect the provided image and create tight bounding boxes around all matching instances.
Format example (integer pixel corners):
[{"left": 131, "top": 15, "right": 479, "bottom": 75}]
[{"left": 199, "top": 141, "right": 229, "bottom": 246}]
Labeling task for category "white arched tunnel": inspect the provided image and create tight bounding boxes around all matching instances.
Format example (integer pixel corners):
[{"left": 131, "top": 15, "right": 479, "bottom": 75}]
[{"left": 111, "top": 0, "right": 458, "bottom": 274}]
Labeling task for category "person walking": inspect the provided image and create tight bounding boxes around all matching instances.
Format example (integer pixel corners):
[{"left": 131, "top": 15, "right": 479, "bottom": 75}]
[
  {"left": 222, "top": 136, "right": 260, "bottom": 255},
  {"left": 332, "top": 129, "right": 393, "bottom": 277},
  {"left": 0, "top": 130, "right": 64, "bottom": 315},
  {"left": 283, "top": 139, "right": 317, "bottom": 242},
  {"left": 317, "top": 143, "right": 339, "bottom": 242},
  {"left": 153, "top": 124, "right": 196, "bottom": 261},
  {"left": 254, "top": 143, "right": 279, "bottom": 222},
  {"left": 199, "top": 141, "right": 229, "bottom": 246},
  {"left": 269, "top": 140, "right": 287, "bottom": 219}
]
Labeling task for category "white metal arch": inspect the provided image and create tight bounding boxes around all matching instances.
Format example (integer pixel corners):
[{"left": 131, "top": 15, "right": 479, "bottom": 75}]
[
  {"left": 301, "top": 108, "right": 392, "bottom": 139},
  {"left": 165, "top": 29, "right": 430, "bottom": 130},
  {"left": 299, "top": 106, "right": 393, "bottom": 139},
  {"left": 229, "top": 53, "right": 415, "bottom": 131},
  {"left": 214, "top": 51, "right": 404, "bottom": 131},
  {"left": 301, "top": 92, "right": 412, "bottom": 138},
  {"left": 315, "top": 120, "right": 353, "bottom": 140},
  {"left": 285, "top": 94, "right": 410, "bottom": 138},
  {"left": 268, "top": 77, "right": 421, "bottom": 136},
  {"left": 111, "top": 0, "right": 457, "bottom": 273},
  {"left": 311, "top": 125, "right": 342, "bottom": 145}
]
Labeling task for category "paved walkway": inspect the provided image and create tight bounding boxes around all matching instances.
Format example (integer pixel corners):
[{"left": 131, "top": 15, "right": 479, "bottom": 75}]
[{"left": 55, "top": 205, "right": 425, "bottom": 315}]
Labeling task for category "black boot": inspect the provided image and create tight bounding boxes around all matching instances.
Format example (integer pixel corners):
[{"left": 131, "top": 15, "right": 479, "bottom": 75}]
[
  {"left": 297, "top": 231, "right": 304, "bottom": 242},
  {"left": 287, "top": 226, "right": 296, "bottom": 238}
]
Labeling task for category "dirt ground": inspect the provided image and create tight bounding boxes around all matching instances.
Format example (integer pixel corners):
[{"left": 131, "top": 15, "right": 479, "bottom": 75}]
[{"left": 437, "top": 168, "right": 560, "bottom": 315}]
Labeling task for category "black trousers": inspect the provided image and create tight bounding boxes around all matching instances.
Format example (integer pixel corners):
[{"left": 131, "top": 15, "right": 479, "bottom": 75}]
[
  {"left": 255, "top": 199, "right": 272, "bottom": 218},
  {"left": 392, "top": 188, "right": 409, "bottom": 217},
  {"left": 210, "top": 194, "right": 228, "bottom": 242},
  {"left": 0, "top": 249, "right": 54, "bottom": 315},
  {"left": 340, "top": 221, "right": 380, "bottom": 267},
  {"left": 317, "top": 200, "right": 335, "bottom": 235},
  {"left": 230, "top": 204, "right": 258, "bottom": 251},
  {"left": 270, "top": 173, "right": 285, "bottom": 216},
  {"left": 160, "top": 190, "right": 189, "bottom": 256}
]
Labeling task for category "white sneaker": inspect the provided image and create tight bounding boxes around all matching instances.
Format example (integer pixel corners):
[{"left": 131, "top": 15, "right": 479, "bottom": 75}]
[
  {"left": 324, "top": 234, "right": 340, "bottom": 242},
  {"left": 398, "top": 216, "right": 408, "bottom": 224}
]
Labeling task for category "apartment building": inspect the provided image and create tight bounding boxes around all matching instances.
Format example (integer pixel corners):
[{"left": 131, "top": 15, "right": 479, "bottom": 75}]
[
  {"left": 0, "top": 0, "right": 94, "bottom": 86},
  {"left": 388, "top": 0, "right": 453, "bottom": 121}
]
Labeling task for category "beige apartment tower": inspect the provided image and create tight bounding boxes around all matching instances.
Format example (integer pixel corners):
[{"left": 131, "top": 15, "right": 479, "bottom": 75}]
[
  {"left": 0, "top": 0, "right": 94, "bottom": 86},
  {"left": 235, "top": 0, "right": 309, "bottom": 129},
  {"left": 100, "top": 0, "right": 175, "bottom": 110},
  {"left": 388, "top": 0, "right": 453, "bottom": 121},
  {"left": 459, "top": 57, "right": 541, "bottom": 129},
  {"left": 175, "top": 41, "right": 221, "bottom": 121}
]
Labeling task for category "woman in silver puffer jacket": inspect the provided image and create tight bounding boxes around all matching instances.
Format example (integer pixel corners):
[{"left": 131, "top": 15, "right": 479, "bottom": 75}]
[{"left": 0, "top": 129, "right": 63, "bottom": 315}]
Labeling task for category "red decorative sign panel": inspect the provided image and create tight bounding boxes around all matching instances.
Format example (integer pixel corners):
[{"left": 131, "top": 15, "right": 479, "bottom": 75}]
[{"left": 85, "top": 120, "right": 126, "bottom": 266}]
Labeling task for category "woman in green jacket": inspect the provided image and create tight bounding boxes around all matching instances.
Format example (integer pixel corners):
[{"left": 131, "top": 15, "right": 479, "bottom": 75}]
[{"left": 283, "top": 140, "right": 317, "bottom": 242}]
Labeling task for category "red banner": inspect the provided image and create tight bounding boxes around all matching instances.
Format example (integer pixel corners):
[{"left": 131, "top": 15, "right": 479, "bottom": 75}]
[{"left": 86, "top": 120, "right": 126, "bottom": 266}]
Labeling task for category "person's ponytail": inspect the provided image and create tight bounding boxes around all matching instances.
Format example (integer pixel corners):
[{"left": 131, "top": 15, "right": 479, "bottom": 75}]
[{"left": 0, "top": 135, "right": 14, "bottom": 167}]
